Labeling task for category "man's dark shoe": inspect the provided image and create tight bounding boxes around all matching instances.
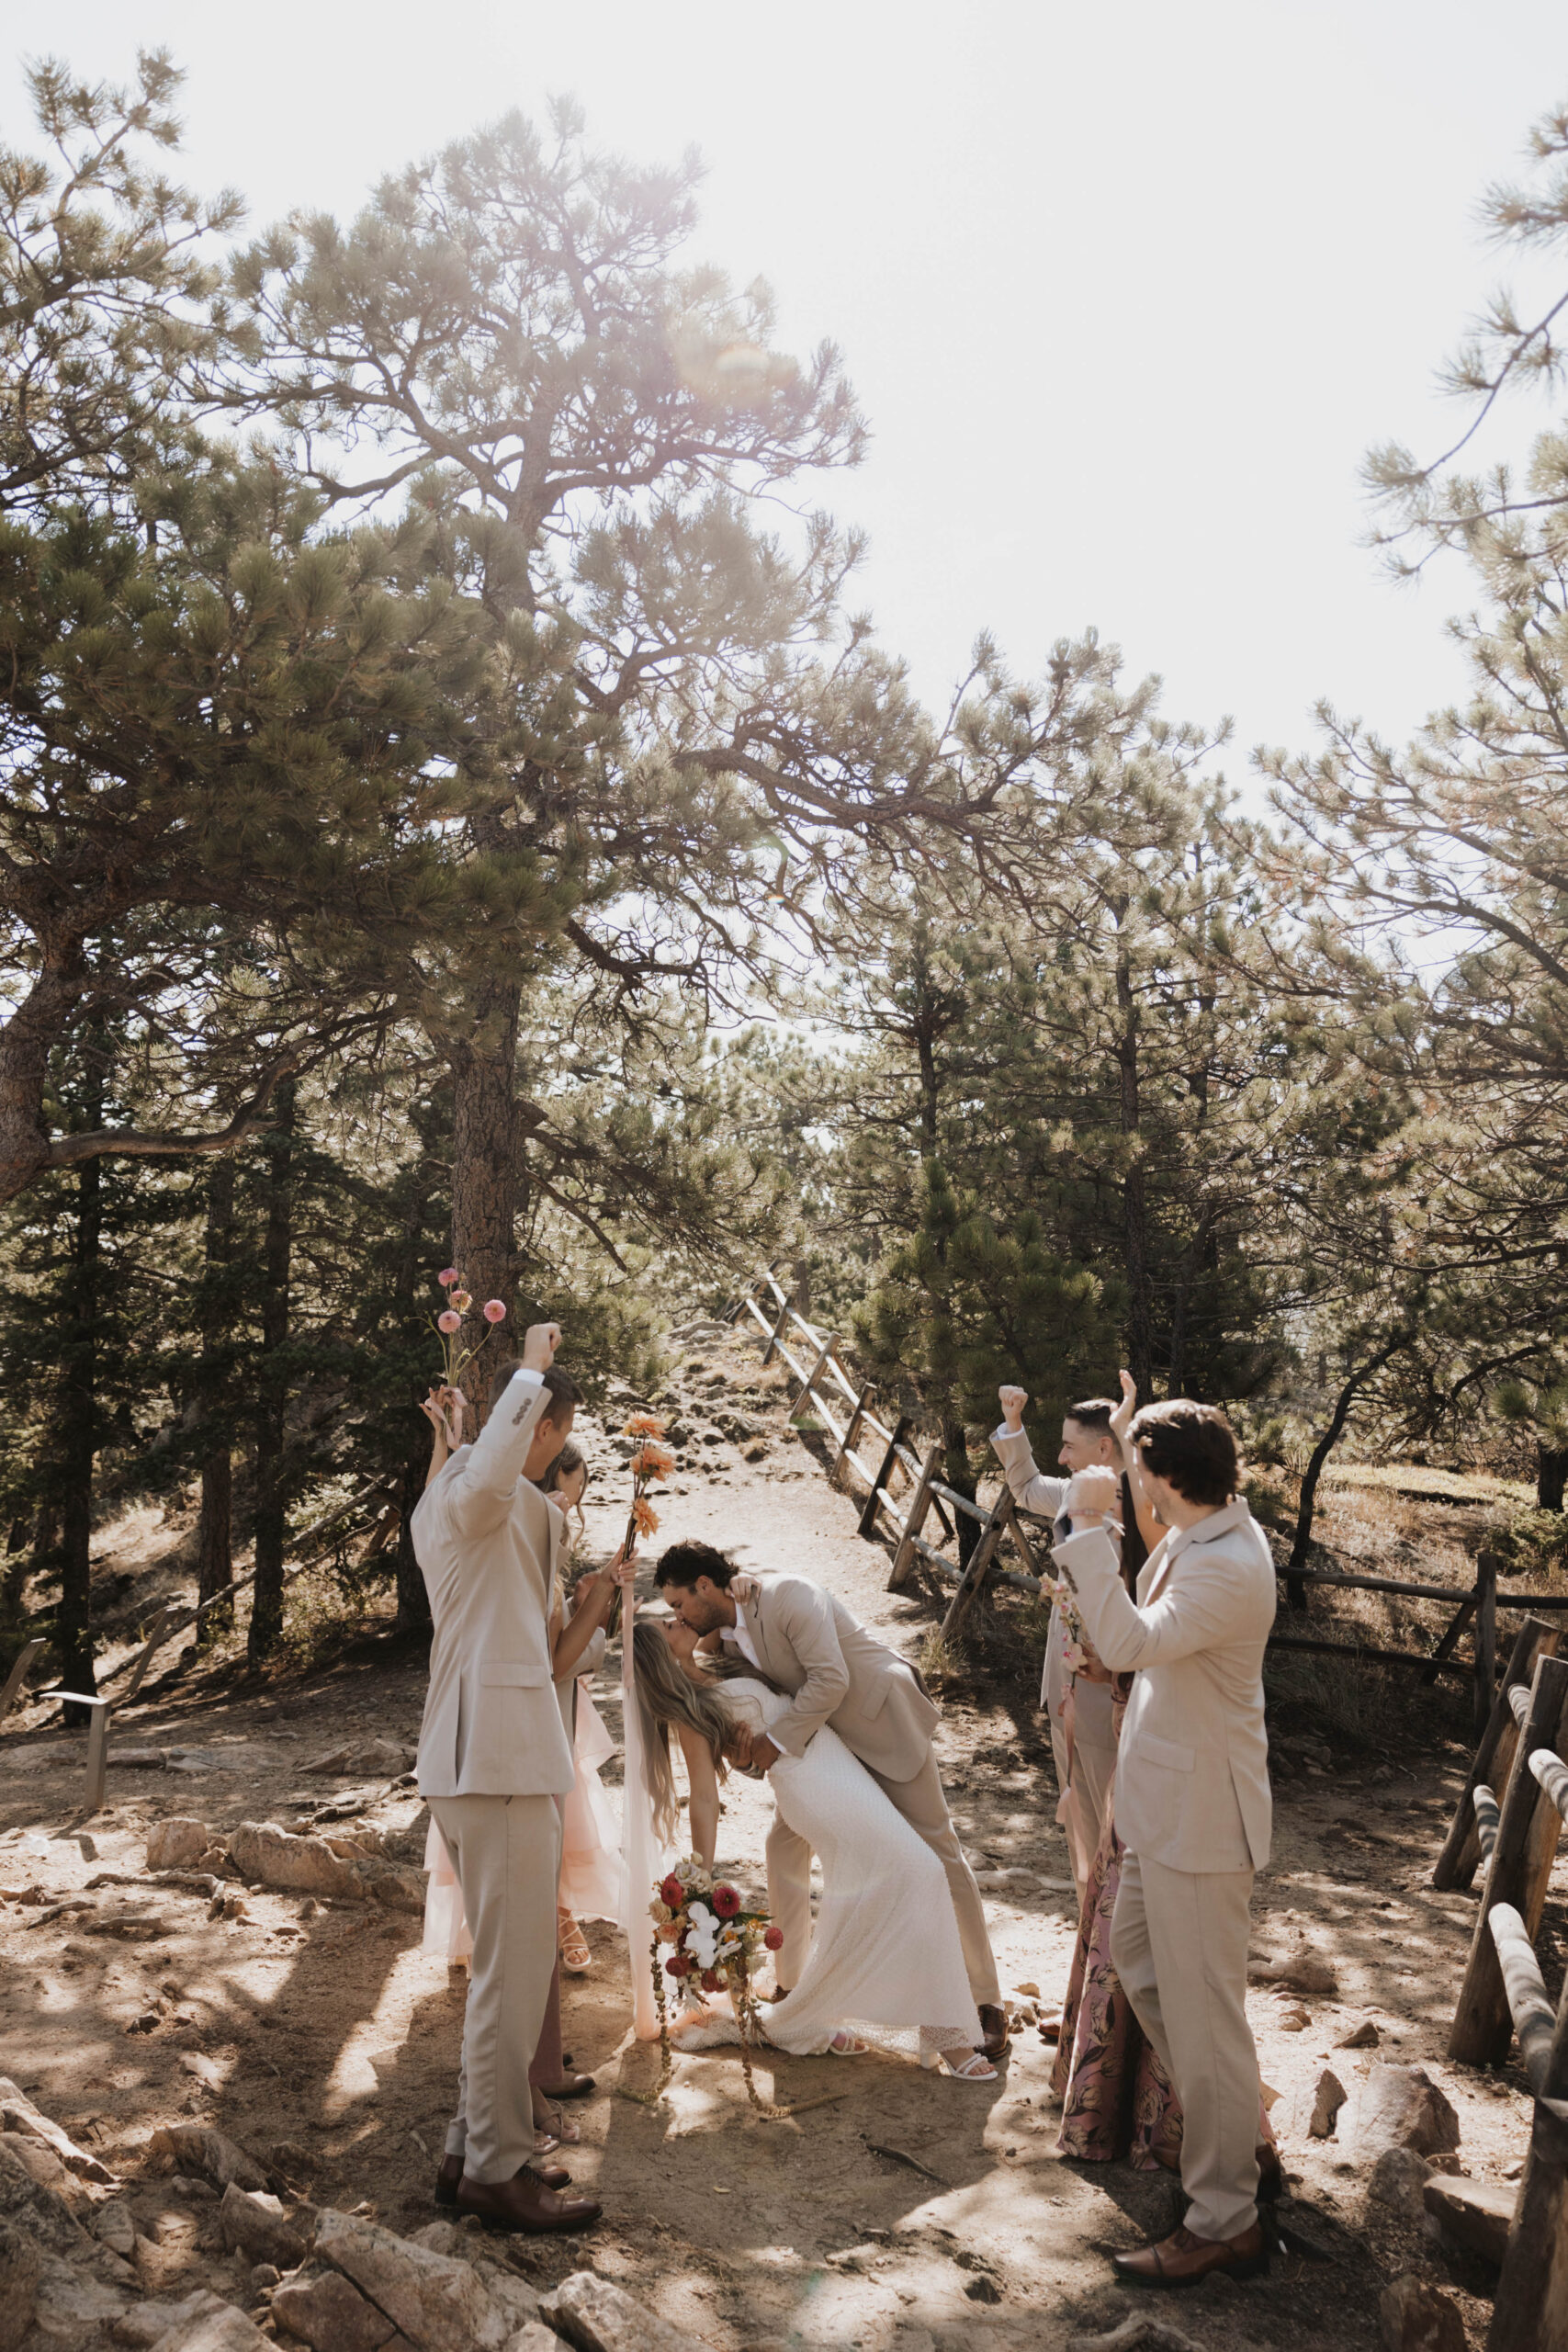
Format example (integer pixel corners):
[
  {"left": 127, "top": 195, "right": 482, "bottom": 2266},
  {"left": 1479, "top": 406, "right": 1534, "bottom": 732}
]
[
  {"left": 977, "top": 2003, "right": 1010, "bottom": 2059},
  {"left": 456, "top": 2165, "right": 602, "bottom": 2235},
  {"left": 436, "top": 2153, "right": 570, "bottom": 2202},
  {"left": 535, "top": 2073, "right": 596, "bottom": 2100},
  {"left": 1112, "top": 2222, "right": 1268, "bottom": 2289}
]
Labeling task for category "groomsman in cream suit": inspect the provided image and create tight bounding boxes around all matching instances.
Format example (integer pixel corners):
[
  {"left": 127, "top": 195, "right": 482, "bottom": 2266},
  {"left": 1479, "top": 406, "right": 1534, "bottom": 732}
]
[
  {"left": 990, "top": 1388, "right": 1124, "bottom": 1896},
  {"left": 412, "top": 1323, "right": 602, "bottom": 2236},
  {"left": 1052, "top": 1386, "right": 1276, "bottom": 2290},
  {"left": 653, "top": 1541, "right": 1010, "bottom": 2060}
]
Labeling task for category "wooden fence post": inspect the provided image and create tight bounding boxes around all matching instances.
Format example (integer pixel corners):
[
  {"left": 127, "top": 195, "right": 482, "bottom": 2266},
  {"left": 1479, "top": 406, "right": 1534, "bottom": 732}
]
[
  {"left": 119, "top": 1604, "right": 187, "bottom": 1704},
  {"left": 939, "top": 1490, "right": 1017, "bottom": 1643},
  {"left": 888, "top": 1445, "right": 943, "bottom": 1590},
  {"left": 859, "top": 1418, "right": 910, "bottom": 1542},
  {"left": 1487, "top": 1953, "right": 1568, "bottom": 2350},
  {"left": 830, "top": 1383, "right": 873, "bottom": 1493},
  {"left": 1473, "top": 1549, "right": 1498, "bottom": 1741},
  {"left": 789, "top": 1335, "right": 838, "bottom": 1422},
  {"left": 1434, "top": 1617, "right": 1559, "bottom": 1891},
  {"left": 0, "top": 1637, "right": 46, "bottom": 1728},
  {"left": 1450, "top": 1653, "right": 1568, "bottom": 2066},
  {"left": 1420, "top": 1591, "right": 1476, "bottom": 1687},
  {"left": 56, "top": 1691, "right": 111, "bottom": 1815},
  {"left": 760, "top": 1293, "right": 792, "bottom": 1367}
]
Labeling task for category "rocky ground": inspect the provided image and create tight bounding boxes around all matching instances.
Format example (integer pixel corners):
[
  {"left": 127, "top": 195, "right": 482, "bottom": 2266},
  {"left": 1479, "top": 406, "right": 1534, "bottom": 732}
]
[{"left": 0, "top": 1321, "right": 1558, "bottom": 2351}]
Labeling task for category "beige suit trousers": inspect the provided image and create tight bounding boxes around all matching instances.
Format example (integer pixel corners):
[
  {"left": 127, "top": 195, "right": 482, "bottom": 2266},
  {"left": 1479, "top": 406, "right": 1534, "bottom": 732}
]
[
  {"left": 1058, "top": 1677, "right": 1117, "bottom": 1899},
  {"left": 1110, "top": 1849, "right": 1260, "bottom": 2241},
  {"left": 429, "top": 1792, "right": 560, "bottom": 2184},
  {"left": 765, "top": 1747, "right": 1000, "bottom": 2010}
]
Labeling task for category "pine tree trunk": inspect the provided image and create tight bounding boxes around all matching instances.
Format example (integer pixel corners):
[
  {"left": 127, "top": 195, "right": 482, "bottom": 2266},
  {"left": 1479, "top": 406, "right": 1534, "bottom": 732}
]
[
  {"left": 450, "top": 979, "right": 521, "bottom": 1414},
  {"left": 249, "top": 1080, "right": 296, "bottom": 1664},
  {"left": 395, "top": 1459, "right": 431, "bottom": 1636},
  {"left": 58, "top": 1035, "right": 107, "bottom": 1699},
  {"left": 1539, "top": 1444, "right": 1568, "bottom": 1513},
  {"left": 1116, "top": 945, "right": 1154, "bottom": 1396},
  {"left": 195, "top": 1159, "right": 236, "bottom": 1634},
  {"left": 0, "top": 964, "right": 78, "bottom": 1205}
]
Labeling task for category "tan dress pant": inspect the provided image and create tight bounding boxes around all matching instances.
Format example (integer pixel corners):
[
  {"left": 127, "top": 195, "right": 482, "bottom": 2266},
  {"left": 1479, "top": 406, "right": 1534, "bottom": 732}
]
[
  {"left": 429, "top": 1792, "right": 560, "bottom": 2185},
  {"left": 1110, "top": 1849, "right": 1261, "bottom": 2241},
  {"left": 766, "top": 1746, "right": 1001, "bottom": 2010}
]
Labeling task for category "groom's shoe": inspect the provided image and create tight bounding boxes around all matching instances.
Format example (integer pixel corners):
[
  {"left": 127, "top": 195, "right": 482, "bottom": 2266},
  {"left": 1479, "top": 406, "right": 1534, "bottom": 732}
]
[
  {"left": 456, "top": 2165, "right": 602, "bottom": 2234},
  {"left": 436, "top": 2154, "right": 570, "bottom": 2202},
  {"left": 977, "top": 2004, "right": 1010, "bottom": 2059},
  {"left": 1111, "top": 2222, "right": 1268, "bottom": 2289}
]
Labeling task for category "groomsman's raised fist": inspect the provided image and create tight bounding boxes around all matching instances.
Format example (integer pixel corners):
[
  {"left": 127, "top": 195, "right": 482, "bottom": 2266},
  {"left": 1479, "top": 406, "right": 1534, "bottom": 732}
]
[
  {"left": 523, "top": 1321, "right": 562, "bottom": 1372},
  {"left": 998, "top": 1385, "right": 1029, "bottom": 1432},
  {"left": 1065, "top": 1465, "right": 1122, "bottom": 1523}
]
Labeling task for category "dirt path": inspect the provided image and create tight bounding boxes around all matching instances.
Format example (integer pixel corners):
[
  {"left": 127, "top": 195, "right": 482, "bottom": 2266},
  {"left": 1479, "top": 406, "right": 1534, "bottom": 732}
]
[{"left": 0, "top": 1330, "right": 1550, "bottom": 2349}]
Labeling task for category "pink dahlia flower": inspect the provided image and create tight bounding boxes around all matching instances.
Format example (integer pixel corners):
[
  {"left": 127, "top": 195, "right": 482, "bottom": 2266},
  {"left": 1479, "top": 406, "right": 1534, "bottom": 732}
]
[
  {"left": 438, "top": 1268, "right": 459, "bottom": 1287},
  {"left": 483, "top": 1299, "right": 507, "bottom": 1324},
  {"left": 437, "top": 1309, "right": 461, "bottom": 1335}
]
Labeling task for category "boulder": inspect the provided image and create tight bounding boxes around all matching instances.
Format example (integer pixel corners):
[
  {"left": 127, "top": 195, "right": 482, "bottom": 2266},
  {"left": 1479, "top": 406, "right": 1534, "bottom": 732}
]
[
  {"left": 1248, "top": 1945, "right": 1339, "bottom": 1997},
  {"left": 1377, "top": 2275, "right": 1466, "bottom": 2352},
  {"left": 111, "top": 2292, "right": 230, "bottom": 2348},
  {"left": 148, "top": 2128, "right": 266, "bottom": 2195},
  {"left": 94, "top": 2203, "right": 139, "bottom": 2258},
  {"left": 406, "top": 2225, "right": 457, "bottom": 2256},
  {"left": 271, "top": 2270, "right": 398, "bottom": 2352},
  {"left": 313, "top": 2208, "right": 509, "bottom": 2351},
  {"left": 0, "top": 2215, "right": 40, "bottom": 2352},
  {"left": 502, "top": 2332, "right": 562, "bottom": 2352},
  {"left": 2, "top": 2134, "right": 77, "bottom": 2199},
  {"left": 28, "top": 2248, "right": 134, "bottom": 2346},
  {"left": 305, "top": 1740, "right": 410, "bottom": 1778},
  {"left": 1369, "top": 2147, "right": 1433, "bottom": 2226},
  {"left": 144, "top": 2301, "right": 276, "bottom": 2352},
  {"left": 146, "top": 1822, "right": 212, "bottom": 1873},
  {"left": 0, "top": 2080, "right": 113, "bottom": 2183},
  {"left": 218, "top": 2185, "right": 310, "bottom": 2270},
  {"left": 472, "top": 2266, "right": 542, "bottom": 2334},
  {"left": 1421, "top": 2173, "right": 1517, "bottom": 2267},
  {"left": 226, "top": 1825, "right": 362, "bottom": 1902},
  {"left": 1351, "top": 2064, "right": 1461, "bottom": 2162},
  {"left": 0, "top": 2139, "right": 94, "bottom": 2257},
  {"left": 540, "top": 2270, "right": 699, "bottom": 2352},
  {"left": 1339, "top": 2018, "right": 1381, "bottom": 2050}
]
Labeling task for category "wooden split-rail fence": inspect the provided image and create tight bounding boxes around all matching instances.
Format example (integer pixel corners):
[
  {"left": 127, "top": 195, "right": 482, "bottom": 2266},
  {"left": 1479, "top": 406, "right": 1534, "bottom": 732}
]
[
  {"left": 1428, "top": 1619, "right": 1568, "bottom": 2352},
  {"left": 728, "top": 1271, "right": 1568, "bottom": 1726}
]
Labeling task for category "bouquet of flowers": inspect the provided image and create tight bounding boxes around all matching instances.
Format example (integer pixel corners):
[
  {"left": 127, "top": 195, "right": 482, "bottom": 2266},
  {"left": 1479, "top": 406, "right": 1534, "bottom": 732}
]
[
  {"left": 645, "top": 1858, "right": 786, "bottom": 2115},
  {"left": 622, "top": 1412, "right": 674, "bottom": 1547},
  {"left": 432, "top": 1268, "right": 508, "bottom": 1388},
  {"left": 1043, "top": 1572, "right": 1093, "bottom": 1676}
]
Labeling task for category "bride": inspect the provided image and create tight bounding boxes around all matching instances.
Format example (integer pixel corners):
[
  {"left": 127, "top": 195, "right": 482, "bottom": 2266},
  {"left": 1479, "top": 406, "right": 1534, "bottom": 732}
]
[{"left": 630, "top": 1618, "right": 996, "bottom": 2081}]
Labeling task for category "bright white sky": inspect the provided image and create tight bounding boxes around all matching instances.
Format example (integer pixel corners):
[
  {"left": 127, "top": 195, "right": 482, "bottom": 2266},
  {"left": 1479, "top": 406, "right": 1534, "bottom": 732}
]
[{"left": 11, "top": 3, "right": 1568, "bottom": 785}]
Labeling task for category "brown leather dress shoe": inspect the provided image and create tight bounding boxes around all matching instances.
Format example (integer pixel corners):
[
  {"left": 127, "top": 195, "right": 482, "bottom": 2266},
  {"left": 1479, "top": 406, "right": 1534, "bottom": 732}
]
[
  {"left": 534, "top": 2072, "right": 596, "bottom": 2100},
  {"left": 1112, "top": 2222, "right": 1268, "bottom": 2289},
  {"left": 456, "top": 2165, "right": 602, "bottom": 2234},
  {"left": 977, "top": 2003, "right": 1011, "bottom": 2059},
  {"left": 435, "top": 2152, "right": 570, "bottom": 2202}
]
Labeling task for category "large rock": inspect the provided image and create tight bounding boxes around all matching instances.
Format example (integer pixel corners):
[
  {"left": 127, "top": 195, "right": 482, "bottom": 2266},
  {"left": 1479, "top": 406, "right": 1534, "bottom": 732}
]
[
  {"left": 271, "top": 2270, "right": 399, "bottom": 2352},
  {"left": 226, "top": 1825, "right": 363, "bottom": 1902},
  {"left": 1377, "top": 2275, "right": 1466, "bottom": 2352},
  {"left": 472, "top": 2267, "right": 542, "bottom": 2335},
  {"left": 540, "top": 2270, "right": 699, "bottom": 2352},
  {"left": 0, "top": 2139, "right": 94, "bottom": 2257},
  {"left": 111, "top": 2291, "right": 231, "bottom": 2347},
  {"left": 28, "top": 2249, "right": 134, "bottom": 2347},
  {"left": 144, "top": 2301, "right": 276, "bottom": 2352},
  {"left": 1350, "top": 2064, "right": 1461, "bottom": 2161},
  {"left": 1285, "top": 2066, "right": 1347, "bottom": 2142},
  {"left": 1421, "top": 2173, "right": 1517, "bottom": 2267},
  {"left": 305, "top": 1739, "right": 410, "bottom": 1778},
  {"left": 146, "top": 1822, "right": 212, "bottom": 1872},
  {"left": 218, "top": 2185, "right": 310, "bottom": 2270},
  {"left": 148, "top": 2127, "right": 266, "bottom": 2194},
  {"left": 1369, "top": 2147, "right": 1433, "bottom": 2226},
  {"left": 94, "top": 2203, "right": 139, "bottom": 2258},
  {"left": 503, "top": 2333, "right": 563, "bottom": 2352},
  {"left": 0, "top": 2080, "right": 113, "bottom": 2184},
  {"left": 313, "top": 2208, "right": 509, "bottom": 2351},
  {"left": 1, "top": 2134, "right": 77, "bottom": 2201},
  {"left": 1248, "top": 1944, "right": 1339, "bottom": 1997},
  {"left": 0, "top": 2215, "right": 40, "bottom": 2352}
]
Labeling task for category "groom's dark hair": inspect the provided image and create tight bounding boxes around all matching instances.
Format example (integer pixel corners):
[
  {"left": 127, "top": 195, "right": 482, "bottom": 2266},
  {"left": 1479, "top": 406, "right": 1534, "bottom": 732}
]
[{"left": 653, "top": 1540, "right": 736, "bottom": 1592}]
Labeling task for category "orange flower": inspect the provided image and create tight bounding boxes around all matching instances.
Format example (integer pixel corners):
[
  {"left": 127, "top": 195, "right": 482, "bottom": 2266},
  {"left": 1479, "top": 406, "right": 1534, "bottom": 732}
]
[
  {"left": 631, "top": 1443, "right": 674, "bottom": 1480},
  {"left": 624, "top": 1412, "right": 667, "bottom": 1439},
  {"left": 632, "top": 1495, "right": 660, "bottom": 1537}
]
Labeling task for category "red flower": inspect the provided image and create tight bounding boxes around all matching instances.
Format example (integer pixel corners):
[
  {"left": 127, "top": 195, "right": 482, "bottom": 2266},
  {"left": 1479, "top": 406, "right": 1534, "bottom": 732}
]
[
  {"left": 711, "top": 1883, "right": 741, "bottom": 1919},
  {"left": 763, "top": 1925, "right": 784, "bottom": 1951},
  {"left": 660, "top": 1875, "right": 685, "bottom": 1908},
  {"left": 700, "top": 1969, "right": 720, "bottom": 1993},
  {"left": 665, "top": 1953, "right": 692, "bottom": 1978}
]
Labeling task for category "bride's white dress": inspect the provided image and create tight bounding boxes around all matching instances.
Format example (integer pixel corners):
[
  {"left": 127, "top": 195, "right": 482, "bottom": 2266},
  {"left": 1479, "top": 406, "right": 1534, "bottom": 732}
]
[{"left": 676, "top": 1676, "right": 981, "bottom": 2061}]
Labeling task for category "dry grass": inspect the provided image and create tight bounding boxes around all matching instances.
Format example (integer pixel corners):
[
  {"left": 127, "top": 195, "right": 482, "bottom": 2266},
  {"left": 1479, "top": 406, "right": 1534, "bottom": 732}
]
[{"left": 1322, "top": 1462, "right": 1532, "bottom": 1505}]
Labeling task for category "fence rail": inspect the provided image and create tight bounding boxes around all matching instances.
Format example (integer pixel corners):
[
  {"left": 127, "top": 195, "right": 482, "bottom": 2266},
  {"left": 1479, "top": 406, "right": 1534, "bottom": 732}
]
[{"left": 729, "top": 1268, "right": 1531, "bottom": 1719}]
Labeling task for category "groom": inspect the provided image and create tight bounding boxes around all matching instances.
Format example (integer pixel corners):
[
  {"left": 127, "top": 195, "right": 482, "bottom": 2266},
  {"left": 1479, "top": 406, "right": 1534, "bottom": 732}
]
[{"left": 653, "top": 1541, "right": 1009, "bottom": 2059}]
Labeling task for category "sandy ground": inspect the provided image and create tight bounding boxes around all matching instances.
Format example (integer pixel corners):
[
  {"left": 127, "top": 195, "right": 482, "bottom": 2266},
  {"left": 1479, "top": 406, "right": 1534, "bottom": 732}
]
[{"left": 0, "top": 1330, "right": 1556, "bottom": 2350}]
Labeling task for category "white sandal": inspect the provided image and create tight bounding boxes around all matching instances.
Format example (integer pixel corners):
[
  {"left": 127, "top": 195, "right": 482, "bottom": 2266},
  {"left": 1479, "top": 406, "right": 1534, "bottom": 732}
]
[
  {"left": 922, "top": 2049, "right": 998, "bottom": 2081},
  {"left": 827, "top": 2030, "right": 867, "bottom": 2055}
]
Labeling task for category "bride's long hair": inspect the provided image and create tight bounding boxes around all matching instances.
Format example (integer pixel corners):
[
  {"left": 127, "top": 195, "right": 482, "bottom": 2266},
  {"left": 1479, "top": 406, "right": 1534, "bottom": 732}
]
[{"left": 632, "top": 1621, "right": 739, "bottom": 1844}]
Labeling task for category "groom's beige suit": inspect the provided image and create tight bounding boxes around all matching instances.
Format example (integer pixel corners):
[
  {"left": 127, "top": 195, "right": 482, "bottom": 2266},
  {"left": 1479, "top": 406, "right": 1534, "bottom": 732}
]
[
  {"left": 413, "top": 1368, "right": 574, "bottom": 2184},
  {"left": 1052, "top": 1497, "right": 1275, "bottom": 2241},
  {"left": 727, "top": 1572, "right": 1000, "bottom": 2008}
]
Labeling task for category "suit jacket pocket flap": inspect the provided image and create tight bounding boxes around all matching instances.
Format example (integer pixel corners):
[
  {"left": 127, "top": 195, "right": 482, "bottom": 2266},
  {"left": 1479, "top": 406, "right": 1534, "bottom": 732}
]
[
  {"left": 1139, "top": 1730, "right": 1196, "bottom": 1771},
  {"left": 479, "top": 1663, "right": 549, "bottom": 1689}
]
